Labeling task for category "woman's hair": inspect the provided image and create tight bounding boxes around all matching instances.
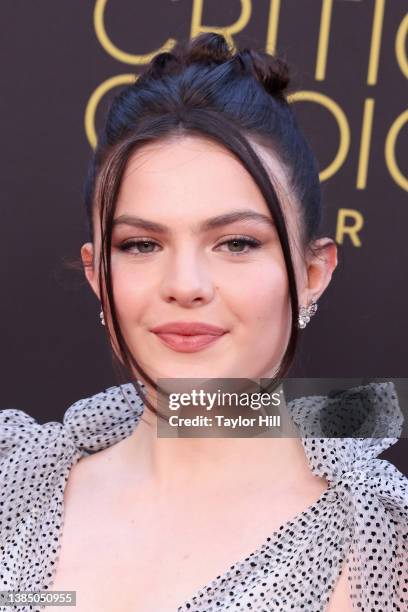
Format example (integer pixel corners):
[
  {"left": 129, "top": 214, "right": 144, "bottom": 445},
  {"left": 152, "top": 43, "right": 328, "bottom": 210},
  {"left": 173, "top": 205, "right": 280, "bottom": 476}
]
[{"left": 82, "top": 32, "right": 324, "bottom": 414}]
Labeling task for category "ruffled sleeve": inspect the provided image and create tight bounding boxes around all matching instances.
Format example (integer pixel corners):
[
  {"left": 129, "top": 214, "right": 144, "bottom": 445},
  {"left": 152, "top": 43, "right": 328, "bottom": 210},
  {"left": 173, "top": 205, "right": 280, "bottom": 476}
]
[
  {"left": 288, "top": 381, "right": 408, "bottom": 610},
  {"left": 0, "top": 409, "right": 78, "bottom": 538},
  {"left": 0, "top": 382, "right": 144, "bottom": 596},
  {"left": 62, "top": 383, "right": 144, "bottom": 453},
  {"left": 0, "top": 408, "right": 79, "bottom": 601}
]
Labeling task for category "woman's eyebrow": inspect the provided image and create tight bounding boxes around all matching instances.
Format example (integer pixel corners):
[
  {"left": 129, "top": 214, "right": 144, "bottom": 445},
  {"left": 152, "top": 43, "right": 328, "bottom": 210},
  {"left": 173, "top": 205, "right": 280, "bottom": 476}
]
[{"left": 112, "top": 210, "right": 275, "bottom": 234}]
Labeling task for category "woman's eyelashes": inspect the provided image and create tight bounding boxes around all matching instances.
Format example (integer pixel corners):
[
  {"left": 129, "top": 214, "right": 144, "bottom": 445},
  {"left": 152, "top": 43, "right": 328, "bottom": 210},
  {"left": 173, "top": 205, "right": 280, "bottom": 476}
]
[{"left": 117, "top": 235, "right": 263, "bottom": 257}]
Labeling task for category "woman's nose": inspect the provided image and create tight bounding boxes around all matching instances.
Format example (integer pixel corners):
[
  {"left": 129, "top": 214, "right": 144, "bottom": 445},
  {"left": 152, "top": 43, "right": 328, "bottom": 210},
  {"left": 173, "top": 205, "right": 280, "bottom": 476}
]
[{"left": 159, "top": 249, "right": 215, "bottom": 307}]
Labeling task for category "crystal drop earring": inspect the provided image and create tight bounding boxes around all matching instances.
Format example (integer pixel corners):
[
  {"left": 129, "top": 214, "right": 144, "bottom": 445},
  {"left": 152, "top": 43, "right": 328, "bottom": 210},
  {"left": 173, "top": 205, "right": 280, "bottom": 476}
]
[{"left": 297, "top": 298, "right": 318, "bottom": 329}]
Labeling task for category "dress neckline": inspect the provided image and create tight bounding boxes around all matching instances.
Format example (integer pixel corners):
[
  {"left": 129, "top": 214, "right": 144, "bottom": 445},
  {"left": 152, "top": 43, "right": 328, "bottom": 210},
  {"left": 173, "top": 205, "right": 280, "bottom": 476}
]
[{"left": 175, "top": 485, "right": 343, "bottom": 611}]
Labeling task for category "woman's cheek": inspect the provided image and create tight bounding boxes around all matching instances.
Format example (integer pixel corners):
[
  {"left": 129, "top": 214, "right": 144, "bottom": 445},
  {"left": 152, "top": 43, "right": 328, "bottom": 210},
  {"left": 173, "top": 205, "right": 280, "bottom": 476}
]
[
  {"left": 246, "top": 266, "right": 290, "bottom": 352},
  {"left": 240, "top": 260, "right": 288, "bottom": 311}
]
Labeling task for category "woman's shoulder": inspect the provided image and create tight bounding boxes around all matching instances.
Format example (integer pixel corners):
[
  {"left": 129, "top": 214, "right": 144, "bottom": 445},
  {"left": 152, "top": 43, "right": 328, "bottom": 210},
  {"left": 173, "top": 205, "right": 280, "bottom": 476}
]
[
  {"left": 0, "top": 406, "right": 77, "bottom": 470},
  {"left": 61, "top": 382, "right": 145, "bottom": 452},
  {"left": 0, "top": 405, "right": 79, "bottom": 545},
  {"left": 287, "top": 380, "right": 406, "bottom": 478},
  {"left": 0, "top": 381, "right": 145, "bottom": 459},
  {"left": 0, "top": 382, "right": 145, "bottom": 543},
  {"left": 293, "top": 380, "right": 407, "bottom": 504},
  {"left": 289, "top": 381, "right": 408, "bottom": 609}
]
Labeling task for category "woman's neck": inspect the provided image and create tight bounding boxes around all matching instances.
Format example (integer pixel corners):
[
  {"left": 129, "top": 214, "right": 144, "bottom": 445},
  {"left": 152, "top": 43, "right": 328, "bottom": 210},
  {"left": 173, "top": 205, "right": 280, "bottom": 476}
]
[{"left": 115, "top": 384, "right": 323, "bottom": 496}]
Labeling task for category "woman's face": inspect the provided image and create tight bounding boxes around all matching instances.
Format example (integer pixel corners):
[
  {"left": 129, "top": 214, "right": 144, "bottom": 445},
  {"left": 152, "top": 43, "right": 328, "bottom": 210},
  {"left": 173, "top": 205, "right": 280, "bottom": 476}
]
[{"left": 82, "top": 134, "right": 335, "bottom": 382}]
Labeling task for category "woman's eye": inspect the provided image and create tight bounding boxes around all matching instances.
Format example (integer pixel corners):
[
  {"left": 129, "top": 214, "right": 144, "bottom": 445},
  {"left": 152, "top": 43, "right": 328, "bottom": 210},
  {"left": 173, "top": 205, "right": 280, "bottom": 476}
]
[
  {"left": 119, "top": 239, "right": 159, "bottom": 254},
  {"left": 118, "top": 236, "right": 262, "bottom": 257},
  {"left": 216, "top": 236, "right": 262, "bottom": 256}
]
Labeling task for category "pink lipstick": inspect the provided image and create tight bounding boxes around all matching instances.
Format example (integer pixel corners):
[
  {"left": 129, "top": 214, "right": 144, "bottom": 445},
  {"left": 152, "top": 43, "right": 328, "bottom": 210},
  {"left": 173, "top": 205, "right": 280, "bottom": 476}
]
[{"left": 150, "top": 321, "right": 227, "bottom": 353}]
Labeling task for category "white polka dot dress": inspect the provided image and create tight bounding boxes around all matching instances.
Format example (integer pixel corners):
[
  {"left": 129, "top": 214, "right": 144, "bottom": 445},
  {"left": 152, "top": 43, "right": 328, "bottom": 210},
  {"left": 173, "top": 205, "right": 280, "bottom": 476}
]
[{"left": 0, "top": 381, "right": 406, "bottom": 611}]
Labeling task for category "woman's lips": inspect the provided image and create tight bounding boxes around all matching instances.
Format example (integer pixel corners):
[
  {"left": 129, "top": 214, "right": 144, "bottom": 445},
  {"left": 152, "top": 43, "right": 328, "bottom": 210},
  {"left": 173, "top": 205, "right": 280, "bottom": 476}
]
[{"left": 153, "top": 332, "right": 226, "bottom": 352}]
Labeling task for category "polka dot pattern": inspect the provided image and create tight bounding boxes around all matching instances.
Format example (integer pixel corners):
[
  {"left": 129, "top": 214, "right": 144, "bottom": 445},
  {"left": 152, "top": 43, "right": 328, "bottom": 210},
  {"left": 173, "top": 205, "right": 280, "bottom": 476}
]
[{"left": 0, "top": 381, "right": 406, "bottom": 611}]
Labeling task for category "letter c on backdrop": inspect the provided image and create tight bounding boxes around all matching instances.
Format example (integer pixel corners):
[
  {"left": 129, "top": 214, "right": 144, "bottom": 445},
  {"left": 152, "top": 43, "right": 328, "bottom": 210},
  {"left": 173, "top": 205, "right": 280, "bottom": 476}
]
[
  {"left": 85, "top": 74, "right": 137, "bottom": 149},
  {"left": 94, "top": 0, "right": 176, "bottom": 64}
]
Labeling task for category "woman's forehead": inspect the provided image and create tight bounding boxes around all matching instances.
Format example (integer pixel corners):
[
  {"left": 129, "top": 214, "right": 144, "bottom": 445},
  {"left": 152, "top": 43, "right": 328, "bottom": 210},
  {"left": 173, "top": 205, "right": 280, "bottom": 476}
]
[
  {"left": 117, "top": 135, "right": 290, "bottom": 211},
  {"left": 93, "top": 133, "right": 295, "bottom": 238}
]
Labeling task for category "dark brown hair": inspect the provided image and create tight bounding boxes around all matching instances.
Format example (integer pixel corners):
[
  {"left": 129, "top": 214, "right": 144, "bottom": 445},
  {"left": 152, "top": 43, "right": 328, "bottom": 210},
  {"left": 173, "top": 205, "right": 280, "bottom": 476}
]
[{"left": 81, "top": 32, "right": 325, "bottom": 415}]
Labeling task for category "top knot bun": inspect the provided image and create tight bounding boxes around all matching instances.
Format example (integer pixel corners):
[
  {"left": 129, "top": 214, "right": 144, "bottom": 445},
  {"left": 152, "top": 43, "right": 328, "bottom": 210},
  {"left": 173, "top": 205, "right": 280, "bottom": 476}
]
[
  {"left": 235, "top": 48, "right": 290, "bottom": 97},
  {"left": 142, "top": 33, "right": 291, "bottom": 100},
  {"left": 184, "top": 32, "right": 233, "bottom": 65},
  {"left": 174, "top": 33, "right": 290, "bottom": 98}
]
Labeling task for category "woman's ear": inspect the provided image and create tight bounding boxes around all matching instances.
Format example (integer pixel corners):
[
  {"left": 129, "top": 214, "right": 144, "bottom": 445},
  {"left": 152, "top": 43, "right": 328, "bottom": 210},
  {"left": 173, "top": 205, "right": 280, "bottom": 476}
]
[
  {"left": 80, "top": 242, "right": 100, "bottom": 300},
  {"left": 303, "top": 238, "right": 338, "bottom": 303}
]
